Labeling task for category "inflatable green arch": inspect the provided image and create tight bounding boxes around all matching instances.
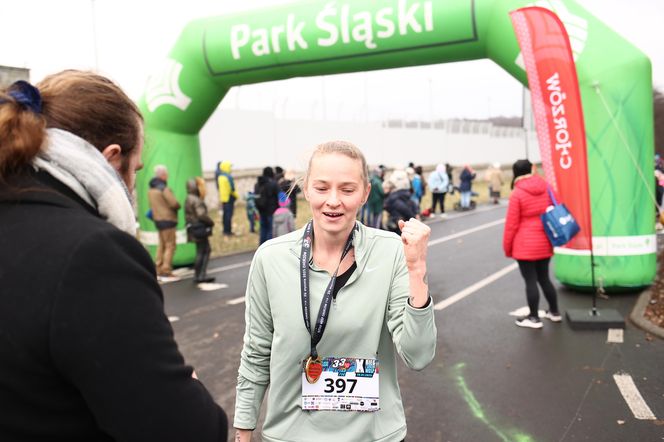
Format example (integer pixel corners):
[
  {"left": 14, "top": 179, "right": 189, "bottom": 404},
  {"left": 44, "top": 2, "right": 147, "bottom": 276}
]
[{"left": 137, "top": 0, "right": 655, "bottom": 289}]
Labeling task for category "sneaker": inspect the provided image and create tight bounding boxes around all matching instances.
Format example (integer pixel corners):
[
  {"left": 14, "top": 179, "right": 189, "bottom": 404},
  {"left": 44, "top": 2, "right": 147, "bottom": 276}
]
[
  {"left": 515, "top": 316, "right": 543, "bottom": 329},
  {"left": 157, "top": 275, "right": 181, "bottom": 283},
  {"left": 439, "top": 213, "right": 447, "bottom": 219},
  {"left": 543, "top": 311, "right": 562, "bottom": 322},
  {"left": 194, "top": 276, "right": 216, "bottom": 284}
]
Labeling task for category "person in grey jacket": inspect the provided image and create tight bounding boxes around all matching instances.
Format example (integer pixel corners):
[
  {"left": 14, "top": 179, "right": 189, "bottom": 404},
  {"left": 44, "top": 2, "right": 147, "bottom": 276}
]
[
  {"left": 272, "top": 191, "right": 295, "bottom": 238},
  {"left": 185, "top": 177, "right": 215, "bottom": 284},
  {"left": 234, "top": 141, "right": 436, "bottom": 442}
]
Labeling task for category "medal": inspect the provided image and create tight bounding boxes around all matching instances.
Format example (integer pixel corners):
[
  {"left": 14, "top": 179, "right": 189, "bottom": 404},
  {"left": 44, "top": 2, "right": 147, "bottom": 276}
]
[
  {"left": 300, "top": 221, "right": 355, "bottom": 385},
  {"left": 305, "top": 355, "right": 323, "bottom": 384}
]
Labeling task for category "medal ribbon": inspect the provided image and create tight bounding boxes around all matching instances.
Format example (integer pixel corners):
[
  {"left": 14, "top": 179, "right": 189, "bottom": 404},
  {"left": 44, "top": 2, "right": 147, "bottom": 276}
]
[{"left": 300, "top": 221, "right": 355, "bottom": 359}]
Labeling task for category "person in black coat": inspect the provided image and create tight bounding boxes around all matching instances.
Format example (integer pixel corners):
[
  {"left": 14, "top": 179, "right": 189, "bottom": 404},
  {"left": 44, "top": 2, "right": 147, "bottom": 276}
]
[
  {"left": 254, "top": 166, "right": 280, "bottom": 245},
  {"left": 0, "top": 72, "right": 227, "bottom": 441},
  {"left": 384, "top": 169, "right": 419, "bottom": 234}
]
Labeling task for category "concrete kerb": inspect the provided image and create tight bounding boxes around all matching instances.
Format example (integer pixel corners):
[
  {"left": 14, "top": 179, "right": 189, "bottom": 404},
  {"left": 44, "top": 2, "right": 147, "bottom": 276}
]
[{"left": 630, "top": 288, "right": 664, "bottom": 339}]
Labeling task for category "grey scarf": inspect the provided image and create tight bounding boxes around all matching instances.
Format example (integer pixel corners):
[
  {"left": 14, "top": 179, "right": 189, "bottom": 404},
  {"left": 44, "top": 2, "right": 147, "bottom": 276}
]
[{"left": 33, "top": 128, "right": 136, "bottom": 235}]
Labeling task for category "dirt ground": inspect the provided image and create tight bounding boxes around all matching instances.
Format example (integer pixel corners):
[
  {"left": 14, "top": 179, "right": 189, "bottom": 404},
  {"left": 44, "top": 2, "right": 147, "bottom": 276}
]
[{"left": 644, "top": 247, "right": 664, "bottom": 329}]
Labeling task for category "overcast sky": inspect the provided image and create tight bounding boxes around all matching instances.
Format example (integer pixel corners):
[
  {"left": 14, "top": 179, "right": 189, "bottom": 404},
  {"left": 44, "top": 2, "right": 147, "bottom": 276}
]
[{"left": 1, "top": 0, "right": 662, "bottom": 121}]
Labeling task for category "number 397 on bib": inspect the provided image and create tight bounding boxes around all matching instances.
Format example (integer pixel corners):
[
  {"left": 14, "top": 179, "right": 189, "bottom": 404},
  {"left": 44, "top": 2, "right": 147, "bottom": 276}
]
[{"left": 301, "top": 357, "right": 379, "bottom": 412}]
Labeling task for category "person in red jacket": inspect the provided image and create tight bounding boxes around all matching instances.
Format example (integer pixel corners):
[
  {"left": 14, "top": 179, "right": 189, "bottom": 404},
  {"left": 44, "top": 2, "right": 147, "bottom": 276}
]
[{"left": 503, "top": 159, "right": 561, "bottom": 329}]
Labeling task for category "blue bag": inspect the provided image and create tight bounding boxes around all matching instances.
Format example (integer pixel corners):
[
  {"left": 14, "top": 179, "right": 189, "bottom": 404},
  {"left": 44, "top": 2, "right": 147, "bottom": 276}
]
[
  {"left": 146, "top": 208, "right": 153, "bottom": 221},
  {"left": 540, "top": 186, "right": 580, "bottom": 247}
]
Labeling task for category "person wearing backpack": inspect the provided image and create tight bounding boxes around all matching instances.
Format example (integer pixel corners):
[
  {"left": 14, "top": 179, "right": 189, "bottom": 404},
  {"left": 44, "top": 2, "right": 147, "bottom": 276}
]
[
  {"left": 254, "top": 167, "right": 280, "bottom": 245},
  {"left": 272, "top": 192, "right": 296, "bottom": 238}
]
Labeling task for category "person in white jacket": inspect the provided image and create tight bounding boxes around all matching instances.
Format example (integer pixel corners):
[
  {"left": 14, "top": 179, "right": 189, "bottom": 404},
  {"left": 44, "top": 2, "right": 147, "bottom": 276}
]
[{"left": 427, "top": 163, "right": 450, "bottom": 218}]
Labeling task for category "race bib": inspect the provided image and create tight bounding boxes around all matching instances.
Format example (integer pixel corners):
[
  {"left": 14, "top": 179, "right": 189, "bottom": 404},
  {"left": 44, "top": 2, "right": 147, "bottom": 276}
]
[{"left": 301, "top": 357, "right": 379, "bottom": 412}]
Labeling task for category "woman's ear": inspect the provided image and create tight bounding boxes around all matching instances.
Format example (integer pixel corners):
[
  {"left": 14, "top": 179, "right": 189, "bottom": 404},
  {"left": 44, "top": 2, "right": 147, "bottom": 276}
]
[
  {"left": 364, "top": 182, "right": 372, "bottom": 204},
  {"left": 101, "top": 144, "right": 123, "bottom": 172}
]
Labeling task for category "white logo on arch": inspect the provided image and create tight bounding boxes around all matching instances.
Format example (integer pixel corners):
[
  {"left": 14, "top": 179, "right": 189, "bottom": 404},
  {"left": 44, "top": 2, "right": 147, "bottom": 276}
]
[
  {"left": 145, "top": 59, "right": 192, "bottom": 113},
  {"left": 515, "top": 0, "right": 589, "bottom": 70}
]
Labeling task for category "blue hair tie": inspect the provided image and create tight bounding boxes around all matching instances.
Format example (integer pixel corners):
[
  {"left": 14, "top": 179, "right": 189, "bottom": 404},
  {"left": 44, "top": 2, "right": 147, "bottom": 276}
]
[{"left": 4, "top": 80, "right": 42, "bottom": 114}]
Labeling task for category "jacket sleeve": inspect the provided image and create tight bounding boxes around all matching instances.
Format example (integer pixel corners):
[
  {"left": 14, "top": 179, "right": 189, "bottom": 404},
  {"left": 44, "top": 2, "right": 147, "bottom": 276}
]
[
  {"left": 394, "top": 197, "right": 416, "bottom": 220},
  {"left": 376, "top": 181, "right": 385, "bottom": 199},
  {"left": 503, "top": 193, "right": 521, "bottom": 258},
  {"left": 50, "top": 229, "right": 227, "bottom": 442},
  {"left": 288, "top": 213, "right": 295, "bottom": 233},
  {"left": 163, "top": 187, "right": 181, "bottom": 211},
  {"left": 235, "top": 252, "right": 273, "bottom": 430},
  {"left": 385, "top": 245, "right": 436, "bottom": 370}
]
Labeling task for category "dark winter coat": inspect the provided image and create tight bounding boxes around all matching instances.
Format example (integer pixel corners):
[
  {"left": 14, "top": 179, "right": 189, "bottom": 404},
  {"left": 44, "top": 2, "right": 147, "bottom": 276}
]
[
  {"left": 367, "top": 174, "right": 385, "bottom": 214},
  {"left": 384, "top": 189, "right": 418, "bottom": 223},
  {"left": 503, "top": 174, "right": 554, "bottom": 260},
  {"left": 254, "top": 175, "right": 280, "bottom": 217},
  {"left": 0, "top": 170, "right": 227, "bottom": 441},
  {"left": 459, "top": 168, "right": 476, "bottom": 192}
]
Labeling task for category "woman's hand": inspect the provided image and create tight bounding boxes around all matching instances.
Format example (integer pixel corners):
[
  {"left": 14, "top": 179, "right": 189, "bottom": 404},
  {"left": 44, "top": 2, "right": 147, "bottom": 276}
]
[
  {"left": 235, "top": 429, "right": 252, "bottom": 442},
  {"left": 398, "top": 218, "right": 431, "bottom": 308},
  {"left": 398, "top": 218, "right": 431, "bottom": 270}
]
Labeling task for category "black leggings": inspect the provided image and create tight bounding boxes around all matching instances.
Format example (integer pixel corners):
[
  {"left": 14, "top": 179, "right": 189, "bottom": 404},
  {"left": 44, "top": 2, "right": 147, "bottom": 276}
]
[
  {"left": 431, "top": 192, "right": 446, "bottom": 213},
  {"left": 517, "top": 258, "right": 559, "bottom": 318}
]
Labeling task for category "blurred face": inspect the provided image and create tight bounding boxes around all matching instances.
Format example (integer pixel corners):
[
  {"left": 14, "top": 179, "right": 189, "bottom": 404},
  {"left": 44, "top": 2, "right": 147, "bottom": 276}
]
[
  {"left": 119, "top": 135, "right": 144, "bottom": 192},
  {"left": 304, "top": 152, "right": 370, "bottom": 238}
]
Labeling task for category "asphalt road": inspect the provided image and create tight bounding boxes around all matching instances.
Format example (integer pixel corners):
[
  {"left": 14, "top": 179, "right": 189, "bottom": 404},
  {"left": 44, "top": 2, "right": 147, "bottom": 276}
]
[{"left": 162, "top": 204, "right": 664, "bottom": 442}]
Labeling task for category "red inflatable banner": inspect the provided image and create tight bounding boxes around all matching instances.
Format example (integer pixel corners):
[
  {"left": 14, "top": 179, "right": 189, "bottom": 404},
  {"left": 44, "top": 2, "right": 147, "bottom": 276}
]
[{"left": 510, "top": 6, "right": 592, "bottom": 251}]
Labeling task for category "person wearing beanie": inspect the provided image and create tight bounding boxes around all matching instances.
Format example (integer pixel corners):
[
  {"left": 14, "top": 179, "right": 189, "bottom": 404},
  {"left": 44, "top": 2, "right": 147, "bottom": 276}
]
[
  {"left": 254, "top": 166, "right": 280, "bottom": 244},
  {"left": 503, "top": 159, "right": 562, "bottom": 329},
  {"left": 273, "top": 191, "right": 295, "bottom": 237}
]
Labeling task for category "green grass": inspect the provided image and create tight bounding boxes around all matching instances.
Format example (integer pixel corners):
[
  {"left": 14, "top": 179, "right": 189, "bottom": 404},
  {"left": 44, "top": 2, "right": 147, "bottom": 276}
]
[{"left": 209, "top": 180, "right": 511, "bottom": 258}]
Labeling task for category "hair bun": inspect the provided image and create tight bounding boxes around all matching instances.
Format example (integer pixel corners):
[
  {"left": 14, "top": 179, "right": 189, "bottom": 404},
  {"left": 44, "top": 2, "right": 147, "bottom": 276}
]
[{"left": 0, "top": 93, "right": 46, "bottom": 176}]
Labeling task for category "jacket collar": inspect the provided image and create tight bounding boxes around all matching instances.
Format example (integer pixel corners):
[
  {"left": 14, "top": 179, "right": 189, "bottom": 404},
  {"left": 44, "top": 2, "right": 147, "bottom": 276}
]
[
  {"left": 289, "top": 221, "right": 370, "bottom": 286},
  {"left": 0, "top": 169, "right": 99, "bottom": 218}
]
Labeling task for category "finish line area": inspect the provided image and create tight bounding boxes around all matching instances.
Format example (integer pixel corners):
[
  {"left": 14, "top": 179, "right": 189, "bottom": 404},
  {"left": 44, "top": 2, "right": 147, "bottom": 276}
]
[{"left": 161, "top": 204, "right": 663, "bottom": 441}]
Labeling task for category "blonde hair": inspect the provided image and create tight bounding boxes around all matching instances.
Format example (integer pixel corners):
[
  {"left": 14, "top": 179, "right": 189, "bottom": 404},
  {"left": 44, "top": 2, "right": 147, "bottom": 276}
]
[
  {"left": 303, "top": 140, "right": 369, "bottom": 188},
  {"left": 195, "top": 176, "right": 206, "bottom": 199}
]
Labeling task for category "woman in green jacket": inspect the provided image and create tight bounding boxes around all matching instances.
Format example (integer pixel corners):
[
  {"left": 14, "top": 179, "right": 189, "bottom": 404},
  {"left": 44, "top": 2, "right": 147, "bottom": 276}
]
[{"left": 234, "top": 141, "right": 437, "bottom": 442}]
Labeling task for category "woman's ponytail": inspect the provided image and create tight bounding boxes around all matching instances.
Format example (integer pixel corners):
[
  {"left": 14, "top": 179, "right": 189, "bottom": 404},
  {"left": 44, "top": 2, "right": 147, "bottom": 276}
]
[{"left": 0, "top": 81, "right": 46, "bottom": 177}]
